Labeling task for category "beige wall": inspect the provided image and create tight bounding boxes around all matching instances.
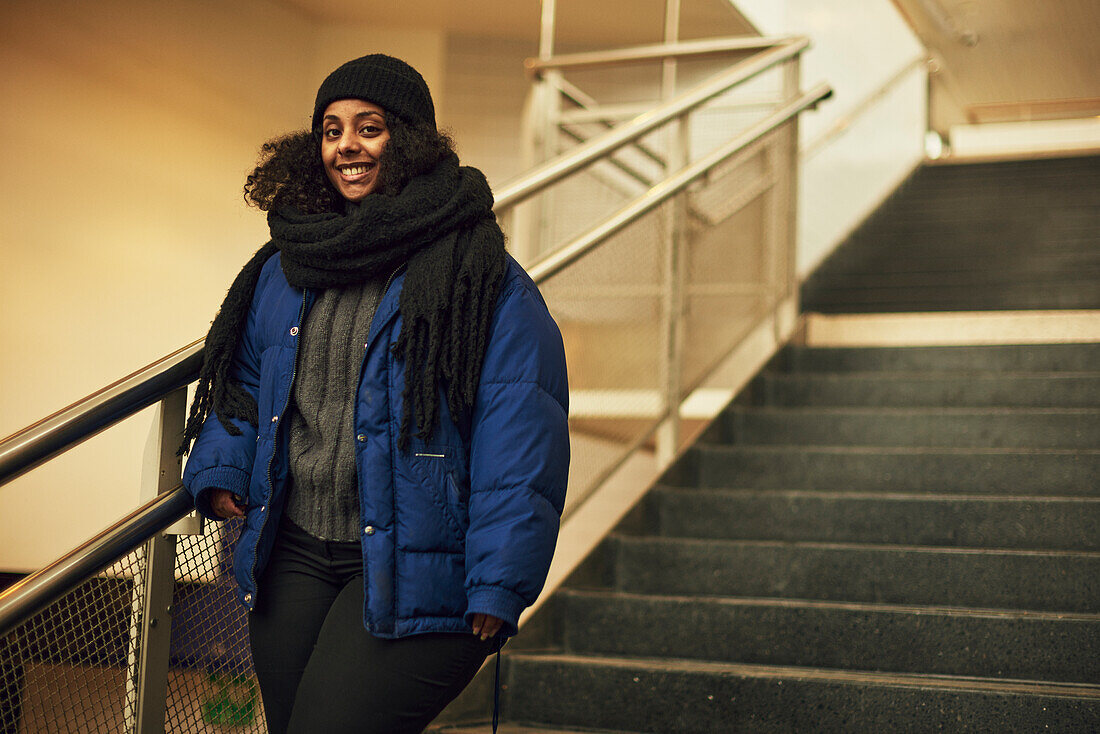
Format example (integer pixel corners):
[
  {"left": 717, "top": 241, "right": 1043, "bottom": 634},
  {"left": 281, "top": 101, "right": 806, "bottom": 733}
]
[
  {"left": 0, "top": 0, "right": 453, "bottom": 570},
  {"left": 441, "top": 34, "right": 537, "bottom": 188}
]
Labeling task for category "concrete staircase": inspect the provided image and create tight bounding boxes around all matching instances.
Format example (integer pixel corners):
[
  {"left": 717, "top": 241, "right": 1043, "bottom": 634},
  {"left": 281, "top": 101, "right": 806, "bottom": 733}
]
[
  {"left": 801, "top": 155, "right": 1100, "bottom": 312},
  {"left": 442, "top": 342, "right": 1100, "bottom": 732}
]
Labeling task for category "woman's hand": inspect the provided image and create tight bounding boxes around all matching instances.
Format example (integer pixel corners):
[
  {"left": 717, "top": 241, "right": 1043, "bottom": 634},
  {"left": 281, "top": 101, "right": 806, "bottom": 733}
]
[
  {"left": 470, "top": 613, "right": 503, "bottom": 641},
  {"left": 209, "top": 488, "right": 247, "bottom": 519}
]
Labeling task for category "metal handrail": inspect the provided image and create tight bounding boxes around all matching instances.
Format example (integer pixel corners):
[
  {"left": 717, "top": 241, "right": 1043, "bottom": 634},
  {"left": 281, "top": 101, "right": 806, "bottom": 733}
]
[
  {"left": 494, "top": 38, "right": 809, "bottom": 211},
  {"left": 529, "top": 83, "right": 832, "bottom": 283},
  {"left": 0, "top": 339, "right": 204, "bottom": 488},
  {"left": 0, "top": 486, "right": 193, "bottom": 637},
  {"left": 802, "top": 54, "right": 928, "bottom": 160},
  {"left": 554, "top": 76, "right": 667, "bottom": 167},
  {"left": 524, "top": 35, "right": 797, "bottom": 74}
]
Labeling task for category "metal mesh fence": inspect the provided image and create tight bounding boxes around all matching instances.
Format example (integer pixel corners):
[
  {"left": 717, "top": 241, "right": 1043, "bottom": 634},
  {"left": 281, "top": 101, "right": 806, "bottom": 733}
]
[
  {"left": 0, "top": 518, "right": 266, "bottom": 734},
  {"left": 1, "top": 551, "right": 146, "bottom": 733},
  {"left": 505, "top": 56, "right": 783, "bottom": 267},
  {"left": 164, "top": 519, "right": 264, "bottom": 733},
  {"left": 680, "top": 129, "right": 790, "bottom": 395},
  {"left": 540, "top": 152, "right": 655, "bottom": 254},
  {"left": 533, "top": 94, "right": 796, "bottom": 512},
  {"left": 540, "top": 203, "right": 671, "bottom": 511}
]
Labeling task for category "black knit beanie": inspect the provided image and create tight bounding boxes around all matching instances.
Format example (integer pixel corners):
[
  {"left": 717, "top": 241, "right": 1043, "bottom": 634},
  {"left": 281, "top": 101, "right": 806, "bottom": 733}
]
[{"left": 312, "top": 54, "right": 436, "bottom": 131}]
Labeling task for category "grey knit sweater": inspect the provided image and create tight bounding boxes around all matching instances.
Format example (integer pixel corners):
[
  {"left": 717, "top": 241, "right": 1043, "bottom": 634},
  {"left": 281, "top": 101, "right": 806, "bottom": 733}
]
[{"left": 284, "top": 278, "right": 384, "bottom": 541}]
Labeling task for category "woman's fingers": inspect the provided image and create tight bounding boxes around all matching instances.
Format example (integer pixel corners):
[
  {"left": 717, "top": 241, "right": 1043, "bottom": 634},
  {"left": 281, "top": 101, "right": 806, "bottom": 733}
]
[
  {"left": 211, "top": 488, "right": 245, "bottom": 519},
  {"left": 471, "top": 613, "right": 503, "bottom": 640}
]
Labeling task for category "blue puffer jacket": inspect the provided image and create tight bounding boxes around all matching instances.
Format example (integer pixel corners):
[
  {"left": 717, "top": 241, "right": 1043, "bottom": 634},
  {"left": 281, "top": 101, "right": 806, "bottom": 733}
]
[{"left": 183, "top": 252, "right": 569, "bottom": 638}]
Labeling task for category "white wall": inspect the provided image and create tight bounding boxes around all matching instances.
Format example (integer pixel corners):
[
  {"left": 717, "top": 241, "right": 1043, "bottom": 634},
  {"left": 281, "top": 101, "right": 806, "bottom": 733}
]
[
  {"left": 949, "top": 118, "right": 1100, "bottom": 159},
  {"left": 439, "top": 34, "right": 537, "bottom": 188},
  {"left": 0, "top": 0, "right": 449, "bottom": 571},
  {"left": 732, "top": 0, "right": 928, "bottom": 278}
]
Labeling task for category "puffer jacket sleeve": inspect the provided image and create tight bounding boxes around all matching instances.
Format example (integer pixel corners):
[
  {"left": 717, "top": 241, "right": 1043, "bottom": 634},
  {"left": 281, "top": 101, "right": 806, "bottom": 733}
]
[
  {"left": 182, "top": 261, "right": 270, "bottom": 520},
  {"left": 464, "top": 268, "right": 569, "bottom": 637}
]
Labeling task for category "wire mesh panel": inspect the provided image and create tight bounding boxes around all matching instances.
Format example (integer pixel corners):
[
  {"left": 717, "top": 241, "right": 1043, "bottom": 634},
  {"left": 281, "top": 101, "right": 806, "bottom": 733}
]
[
  {"left": 0, "top": 550, "right": 146, "bottom": 733},
  {"left": 164, "top": 519, "right": 264, "bottom": 733},
  {"left": 680, "top": 128, "right": 790, "bottom": 395},
  {"left": 540, "top": 203, "right": 672, "bottom": 512},
  {"left": 538, "top": 151, "right": 657, "bottom": 254},
  {"left": 526, "top": 56, "right": 804, "bottom": 508},
  {"left": 0, "top": 519, "right": 268, "bottom": 733},
  {"left": 510, "top": 55, "right": 791, "bottom": 266},
  {"left": 683, "top": 63, "right": 785, "bottom": 162},
  {"left": 505, "top": 125, "right": 673, "bottom": 266}
]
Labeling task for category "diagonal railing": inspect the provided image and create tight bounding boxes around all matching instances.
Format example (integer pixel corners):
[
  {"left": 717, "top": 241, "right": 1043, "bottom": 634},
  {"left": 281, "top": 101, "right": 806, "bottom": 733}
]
[
  {"left": 497, "top": 37, "right": 809, "bottom": 211},
  {"left": 0, "top": 340, "right": 204, "bottom": 487},
  {"left": 0, "top": 35, "right": 829, "bottom": 733}
]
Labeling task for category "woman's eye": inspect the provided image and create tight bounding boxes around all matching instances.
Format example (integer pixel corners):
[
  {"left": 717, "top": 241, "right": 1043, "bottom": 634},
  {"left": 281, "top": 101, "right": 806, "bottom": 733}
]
[
  {"left": 324, "top": 128, "right": 340, "bottom": 138},
  {"left": 361, "top": 125, "right": 381, "bottom": 136}
]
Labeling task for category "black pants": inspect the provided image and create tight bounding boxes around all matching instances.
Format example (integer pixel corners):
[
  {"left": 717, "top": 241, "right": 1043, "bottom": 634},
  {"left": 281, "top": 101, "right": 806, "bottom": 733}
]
[{"left": 248, "top": 518, "right": 494, "bottom": 734}]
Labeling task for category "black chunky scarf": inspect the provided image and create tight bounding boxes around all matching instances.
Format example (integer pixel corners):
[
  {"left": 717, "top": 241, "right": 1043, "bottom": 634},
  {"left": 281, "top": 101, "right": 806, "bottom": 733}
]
[{"left": 180, "top": 153, "right": 507, "bottom": 455}]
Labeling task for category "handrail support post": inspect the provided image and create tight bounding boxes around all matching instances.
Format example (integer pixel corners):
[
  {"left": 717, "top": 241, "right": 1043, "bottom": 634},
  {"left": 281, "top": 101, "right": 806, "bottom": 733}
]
[
  {"left": 661, "top": 0, "right": 681, "bottom": 103},
  {"left": 129, "top": 387, "right": 186, "bottom": 733},
  {"left": 657, "top": 110, "right": 691, "bottom": 466},
  {"left": 781, "top": 56, "right": 802, "bottom": 315}
]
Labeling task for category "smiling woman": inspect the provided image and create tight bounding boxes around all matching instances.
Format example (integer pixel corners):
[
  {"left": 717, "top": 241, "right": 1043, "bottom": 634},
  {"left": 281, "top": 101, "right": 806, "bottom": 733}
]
[
  {"left": 241, "top": 93, "right": 455, "bottom": 213},
  {"left": 320, "top": 99, "right": 389, "bottom": 201},
  {"left": 178, "top": 54, "right": 569, "bottom": 734}
]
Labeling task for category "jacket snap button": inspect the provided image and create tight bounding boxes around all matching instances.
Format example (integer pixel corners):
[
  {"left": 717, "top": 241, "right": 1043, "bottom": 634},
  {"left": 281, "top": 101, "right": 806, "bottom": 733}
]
[
  {"left": 244, "top": 592, "right": 252, "bottom": 604},
  {"left": 271, "top": 415, "right": 278, "bottom": 423},
  {"left": 356, "top": 434, "right": 367, "bottom": 442},
  {"left": 290, "top": 326, "right": 298, "bottom": 336},
  {"left": 364, "top": 525, "right": 376, "bottom": 536}
]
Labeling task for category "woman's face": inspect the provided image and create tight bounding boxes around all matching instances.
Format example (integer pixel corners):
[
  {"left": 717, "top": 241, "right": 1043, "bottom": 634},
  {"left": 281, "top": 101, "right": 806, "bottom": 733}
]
[{"left": 320, "top": 99, "right": 391, "bottom": 202}]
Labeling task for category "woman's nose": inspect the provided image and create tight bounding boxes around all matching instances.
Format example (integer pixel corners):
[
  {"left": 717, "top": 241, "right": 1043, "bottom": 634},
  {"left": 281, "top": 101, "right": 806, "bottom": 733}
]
[{"left": 338, "top": 133, "right": 361, "bottom": 154}]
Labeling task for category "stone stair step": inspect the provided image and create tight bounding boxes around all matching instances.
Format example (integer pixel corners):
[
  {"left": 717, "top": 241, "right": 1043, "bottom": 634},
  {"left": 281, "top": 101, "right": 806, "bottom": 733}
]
[
  {"left": 684, "top": 444, "right": 1100, "bottom": 495},
  {"left": 871, "top": 220, "right": 1100, "bottom": 236},
  {"left": 714, "top": 407, "right": 1100, "bottom": 449},
  {"left": 806, "top": 264, "right": 1100, "bottom": 290},
  {"left": 801, "top": 285, "right": 1100, "bottom": 311},
  {"left": 612, "top": 536, "right": 1100, "bottom": 613},
  {"left": 801, "top": 156, "right": 1100, "bottom": 313},
  {"left": 872, "top": 209, "right": 1099, "bottom": 227},
  {"left": 505, "top": 653, "right": 1100, "bottom": 734},
  {"left": 809, "top": 301, "right": 1100, "bottom": 314},
  {"left": 434, "top": 727, "right": 638, "bottom": 733},
  {"left": 781, "top": 343, "right": 1100, "bottom": 373},
  {"left": 557, "top": 590, "right": 1100, "bottom": 684},
  {"left": 829, "top": 236, "right": 1098, "bottom": 255},
  {"left": 648, "top": 487, "right": 1100, "bottom": 551},
  {"left": 757, "top": 372, "right": 1100, "bottom": 408}
]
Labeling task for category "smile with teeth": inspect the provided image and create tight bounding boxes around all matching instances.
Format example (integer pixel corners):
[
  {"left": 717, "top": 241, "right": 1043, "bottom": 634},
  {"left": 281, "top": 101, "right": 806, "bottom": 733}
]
[{"left": 337, "top": 163, "right": 374, "bottom": 178}]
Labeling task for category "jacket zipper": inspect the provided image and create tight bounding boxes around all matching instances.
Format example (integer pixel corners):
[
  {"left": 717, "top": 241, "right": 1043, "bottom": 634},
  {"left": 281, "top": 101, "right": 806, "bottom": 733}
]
[
  {"left": 246, "top": 291, "right": 309, "bottom": 608},
  {"left": 365, "top": 265, "right": 404, "bottom": 354},
  {"left": 355, "top": 265, "right": 403, "bottom": 630}
]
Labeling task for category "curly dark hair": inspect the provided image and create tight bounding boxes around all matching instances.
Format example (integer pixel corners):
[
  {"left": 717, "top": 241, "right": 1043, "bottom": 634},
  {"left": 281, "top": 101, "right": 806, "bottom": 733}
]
[{"left": 243, "top": 114, "right": 456, "bottom": 213}]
